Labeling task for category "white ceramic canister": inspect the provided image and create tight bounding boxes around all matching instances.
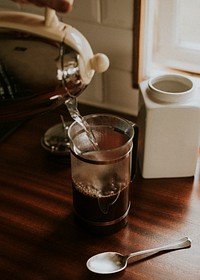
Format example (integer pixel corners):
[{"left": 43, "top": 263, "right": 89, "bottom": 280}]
[{"left": 138, "top": 74, "right": 200, "bottom": 178}]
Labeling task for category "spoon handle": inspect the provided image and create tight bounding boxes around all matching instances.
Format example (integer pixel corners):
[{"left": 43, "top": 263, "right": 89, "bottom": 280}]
[{"left": 127, "top": 237, "right": 191, "bottom": 261}]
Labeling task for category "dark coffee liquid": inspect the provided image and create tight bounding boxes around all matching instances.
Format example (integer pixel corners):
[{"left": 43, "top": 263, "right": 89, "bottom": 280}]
[
  {"left": 70, "top": 125, "right": 133, "bottom": 233},
  {"left": 72, "top": 181, "right": 130, "bottom": 234}
]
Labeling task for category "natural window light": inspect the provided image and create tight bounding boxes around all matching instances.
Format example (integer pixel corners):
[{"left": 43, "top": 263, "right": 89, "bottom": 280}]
[{"left": 139, "top": 0, "right": 200, "bottom": 82}]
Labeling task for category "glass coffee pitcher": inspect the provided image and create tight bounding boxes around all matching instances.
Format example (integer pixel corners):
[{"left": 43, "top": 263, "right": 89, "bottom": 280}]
[{"left": 68, "top": 114, "right": 138, "bottom": 234}]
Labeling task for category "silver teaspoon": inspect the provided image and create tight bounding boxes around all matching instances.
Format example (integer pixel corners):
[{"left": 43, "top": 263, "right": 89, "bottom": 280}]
[{"left": 86, "top": 237, "right": 191, "bottom": 274}]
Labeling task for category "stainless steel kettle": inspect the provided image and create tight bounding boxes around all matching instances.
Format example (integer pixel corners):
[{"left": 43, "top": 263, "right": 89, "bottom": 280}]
[{"left": 0, "top": 7, "right": 109, "bottom": 121}]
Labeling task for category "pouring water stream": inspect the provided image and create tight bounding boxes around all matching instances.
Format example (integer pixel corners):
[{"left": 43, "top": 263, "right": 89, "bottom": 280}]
[{"left": 65, "top": 97, "right": 99, "bottom": 151}]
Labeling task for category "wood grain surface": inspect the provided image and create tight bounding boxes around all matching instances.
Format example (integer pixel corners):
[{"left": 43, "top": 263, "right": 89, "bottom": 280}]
[{"left": 0, "top": 104, "right": 199, "bottom": 280}]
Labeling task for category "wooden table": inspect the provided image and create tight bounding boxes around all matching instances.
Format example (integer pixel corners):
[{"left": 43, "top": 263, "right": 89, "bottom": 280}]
[{"left": 0, "top": 105, "right": 199, "bottom": 280}]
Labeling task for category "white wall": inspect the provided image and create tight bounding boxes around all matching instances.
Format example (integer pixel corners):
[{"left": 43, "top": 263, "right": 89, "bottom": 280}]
[{"left": 0, "top": 0, "right": 139, "bottom": 115}]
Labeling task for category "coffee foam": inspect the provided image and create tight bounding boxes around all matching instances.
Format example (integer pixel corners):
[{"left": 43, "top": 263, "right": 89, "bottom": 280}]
[{"left": 73, "top": 180, "right": 128, "bottom": 198}]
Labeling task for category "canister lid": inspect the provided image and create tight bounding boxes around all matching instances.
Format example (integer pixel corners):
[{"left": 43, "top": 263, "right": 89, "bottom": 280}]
[{"left": 148, "top": 74, "right": 195, "bottom": 103}]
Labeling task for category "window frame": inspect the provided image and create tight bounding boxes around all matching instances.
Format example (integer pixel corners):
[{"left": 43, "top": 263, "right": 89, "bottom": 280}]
[
  {"left": 132, "top": 0, "right": 200, "bottom": 88},
  {"left": 132, "top": 0, "right": 155, "bottom": 87}
]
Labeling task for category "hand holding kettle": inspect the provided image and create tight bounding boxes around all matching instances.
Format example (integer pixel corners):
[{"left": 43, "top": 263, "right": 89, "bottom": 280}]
[{"left": 11, "top": 0, "right": 73, "bottom": 13}]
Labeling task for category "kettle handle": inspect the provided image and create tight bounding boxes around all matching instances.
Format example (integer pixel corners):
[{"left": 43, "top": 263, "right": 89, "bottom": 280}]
[
  {"left": 44, "top": 0, "right": 74, "bottom": 25},
  {"left": 131, "top": 123, "right": 139, "bottom": 181},
  {"left": 44, "top": 8, "right": 59, "bottom": 27}
]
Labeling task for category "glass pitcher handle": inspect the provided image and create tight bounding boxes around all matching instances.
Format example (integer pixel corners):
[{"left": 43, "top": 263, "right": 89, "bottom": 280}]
[{"left": 131, "top": 123, "right": 139, "bottom": 181}]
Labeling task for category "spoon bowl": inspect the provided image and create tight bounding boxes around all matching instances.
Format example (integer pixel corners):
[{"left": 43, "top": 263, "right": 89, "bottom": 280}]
[{"left": 86, "top": 237, "right": 191, "bottom": 274}]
